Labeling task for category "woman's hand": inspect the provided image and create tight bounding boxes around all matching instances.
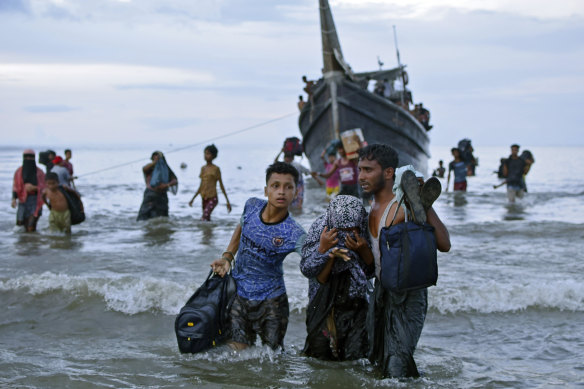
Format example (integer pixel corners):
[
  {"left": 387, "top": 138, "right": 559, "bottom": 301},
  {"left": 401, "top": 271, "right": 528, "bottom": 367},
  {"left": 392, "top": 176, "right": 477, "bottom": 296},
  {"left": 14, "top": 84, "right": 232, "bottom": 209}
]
[
  {"left": 345, "top": 228, "right": 367, "bottom": 256},
  {"left": 329, "top": 247, "right": 350, "bottom": 261},
  {"left": 318, "top": 226, "right": 338, "bottom": 254}
]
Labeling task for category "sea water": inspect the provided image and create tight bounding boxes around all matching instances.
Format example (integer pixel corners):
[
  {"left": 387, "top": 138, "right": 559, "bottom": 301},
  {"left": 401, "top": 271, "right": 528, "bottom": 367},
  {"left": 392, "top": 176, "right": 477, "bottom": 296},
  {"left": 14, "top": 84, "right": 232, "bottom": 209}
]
[{"left": 1, "top": 144, "right": 583, "bottom": 388}]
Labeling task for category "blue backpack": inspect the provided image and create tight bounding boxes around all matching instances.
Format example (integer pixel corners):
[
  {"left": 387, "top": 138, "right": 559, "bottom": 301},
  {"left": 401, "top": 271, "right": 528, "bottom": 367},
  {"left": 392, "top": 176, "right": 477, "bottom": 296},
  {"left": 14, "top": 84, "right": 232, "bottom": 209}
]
[{"left": 379, "top": 198, "right": 438, "bottom": 293}]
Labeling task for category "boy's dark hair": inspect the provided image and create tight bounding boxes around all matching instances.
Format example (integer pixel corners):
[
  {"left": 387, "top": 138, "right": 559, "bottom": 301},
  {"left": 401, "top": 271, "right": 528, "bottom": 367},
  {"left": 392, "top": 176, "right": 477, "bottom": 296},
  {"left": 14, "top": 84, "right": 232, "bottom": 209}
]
[
  {"left": 46, "top": 172, "right": 59, "bottom": 182},
  {"left": 205, "top": 144, "right": 218, "bottom": 158},
  {"left": 511, "top": 144, "right": 520, "bottom": 149},
  {"left": 451, "top": 147, "right": 459, "bottom": 153},
  {"left": 439, "top": 160, "right": 443, "bottom": 164},
  {"left": 358, "top": 144, "right": 398, "bottom": 170},
  {"left": 65, "top": 149, "right": 71, "bottom": 154},
  {"left": 266, "top": 162, "right": 299, "bottom": 186}
]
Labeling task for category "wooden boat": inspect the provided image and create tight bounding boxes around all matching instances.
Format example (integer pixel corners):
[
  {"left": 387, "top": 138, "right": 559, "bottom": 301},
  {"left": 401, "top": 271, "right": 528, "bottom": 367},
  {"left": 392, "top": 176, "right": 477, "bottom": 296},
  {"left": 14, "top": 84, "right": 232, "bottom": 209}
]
[{"left": 299, "top": 0, "right": 432, "bottom": 174}]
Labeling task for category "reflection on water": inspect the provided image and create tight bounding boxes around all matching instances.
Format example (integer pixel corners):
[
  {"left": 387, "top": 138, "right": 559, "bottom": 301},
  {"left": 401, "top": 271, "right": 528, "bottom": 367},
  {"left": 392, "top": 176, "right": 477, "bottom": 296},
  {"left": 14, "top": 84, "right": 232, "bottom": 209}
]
[
  {"left": 142, "top": 218, "right": 176, "bottom": 246},
  {"left": 504, "top": 203, "right": 526, "bottom": 221}
]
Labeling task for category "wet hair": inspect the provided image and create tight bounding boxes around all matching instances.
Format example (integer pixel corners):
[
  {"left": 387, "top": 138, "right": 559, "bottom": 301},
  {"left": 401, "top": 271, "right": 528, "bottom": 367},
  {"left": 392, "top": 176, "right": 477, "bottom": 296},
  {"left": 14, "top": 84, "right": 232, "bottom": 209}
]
[
  {"left": 204, "top": 144, "right": 218, "bottom": 158},
  {"left": 511, "top": 144, "right": 520, "bottom": 149},
  {"left": 45, "top": 172, "right": 59, "bottom": 182},
  {"left": 358, "top": 144, "right": 398, "bottom": 170},
  {"left": 266, "top": 161, "right": 299, "bottom": 186}
]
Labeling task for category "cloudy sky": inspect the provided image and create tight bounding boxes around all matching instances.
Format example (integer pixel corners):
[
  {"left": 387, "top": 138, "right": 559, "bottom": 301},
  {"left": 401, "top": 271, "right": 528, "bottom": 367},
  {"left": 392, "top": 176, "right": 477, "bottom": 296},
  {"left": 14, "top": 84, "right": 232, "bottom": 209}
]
[{"left": 1, "top": 0, "right": 583, "bottom": 149}]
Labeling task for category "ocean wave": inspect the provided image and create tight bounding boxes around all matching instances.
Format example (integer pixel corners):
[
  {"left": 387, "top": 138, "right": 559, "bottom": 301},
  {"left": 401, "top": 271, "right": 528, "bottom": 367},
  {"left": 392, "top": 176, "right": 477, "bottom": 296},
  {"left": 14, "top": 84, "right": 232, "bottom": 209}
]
[
  {"left": 430, "top": 278, "right": 584, "bottom": 314},
  {"left": 0, "top": 272, "right": 192, "bottom": 316}
]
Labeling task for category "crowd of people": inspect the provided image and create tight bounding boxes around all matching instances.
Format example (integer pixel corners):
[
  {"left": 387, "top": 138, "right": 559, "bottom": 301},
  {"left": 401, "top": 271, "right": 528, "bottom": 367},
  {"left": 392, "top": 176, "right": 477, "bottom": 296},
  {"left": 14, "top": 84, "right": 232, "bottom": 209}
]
[
  {"left": 11, "top": 148, "right": 78, "bottom": 233},
  {"left": 11, "top": 139, "right": 533, "bottom": 379}
]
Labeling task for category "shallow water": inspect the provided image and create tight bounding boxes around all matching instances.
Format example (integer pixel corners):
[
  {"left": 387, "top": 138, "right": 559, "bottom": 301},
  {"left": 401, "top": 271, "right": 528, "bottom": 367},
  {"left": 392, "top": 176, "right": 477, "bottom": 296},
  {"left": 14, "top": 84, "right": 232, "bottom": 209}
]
[{"left": 1, "top": 144, "right": 583, "bottom": 388}]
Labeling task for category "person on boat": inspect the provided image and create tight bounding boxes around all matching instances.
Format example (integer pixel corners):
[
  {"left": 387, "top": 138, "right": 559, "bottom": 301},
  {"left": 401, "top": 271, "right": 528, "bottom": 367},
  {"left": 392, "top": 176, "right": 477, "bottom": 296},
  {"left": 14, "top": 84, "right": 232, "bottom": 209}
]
[
  {"left": 210, "top": 162, "right": 307, "bottom": 351},
  {"left": 446, "top": 148, "right": 470, "bottom": 192},
  {"left": 49, "top": 156, "right": 72, "bottom": 188},
  {"left": 319, "top": 144, "right": 360, "bottom": 198},
  {"left": 357, "top": 143, "right": 450, "bottom": 378},
  {"left": 275, "top": 149, "right": 320, "bottom": 210},
  {"left": 432, "top": 160, "right": 446, "bottom": 178},
  {"left": 137, "top": 151, "right": 178, "bottom": 221},
  {"left": 300, "top": 195, "right": 374, "bottom": 361},
  {"left": 188, "top": 144, "right": 231, "bottom": 221},
  {"left": 320, "top": 149, "right": 340, "bottom": 200},
  {"left": 302, "top": 75, "right": 315, "bottom": 97},
  {"left": 502, "top": 144, "right": 531, "bottom": 203},
  {"left": 382, "top": 78, "right": 394, "bottom": 99},
  {"left": 297, "top": 95, "right": 306, "bottom": 111},
  {"left": 11, "top": 149, "right": 46, "bottom": 232}
]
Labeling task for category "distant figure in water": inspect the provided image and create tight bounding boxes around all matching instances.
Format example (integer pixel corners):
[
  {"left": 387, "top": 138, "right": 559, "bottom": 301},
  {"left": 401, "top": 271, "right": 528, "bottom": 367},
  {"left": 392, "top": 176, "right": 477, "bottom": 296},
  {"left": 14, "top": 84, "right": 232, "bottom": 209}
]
[
  {"left": 137, "top": 151, "right": 178, "bottom": 221},
  {"left": 63, "top": 149, "right": 77, "bottom": 190},
  {"left": 320, "top": 143, "right": 360, "bottom": 198},
  {"left": 12, "top": 149, "right": 45, "bottom": 232},
  {"left": 300, "top": 195, "right": 374, "bottom": 361},
  {"left": 42, "top": 172, "right": 82, "bottom": 233},
  {"left": 188, "top": 144, "right": 231, "bottom": 221},
  {"left": 210, "top": 162, "right": 307, "bottom": 351},
  {"left": 320, "top": 148, "right": 340, "bottom": 199},
  {"left": 275, "top": 149, "right": 320, "bottom": 211},
  {"left": 49, "top": 156, "right": 72, "bottom": 188},
  {"left": 446, "top": 148, "right": 470, "bottom": 192},
  {"left": 432, "top": 160, "right": 445, "bottom": 178},
  {"left": 502, "top": 144, "right": 532, "bottom": 203}
]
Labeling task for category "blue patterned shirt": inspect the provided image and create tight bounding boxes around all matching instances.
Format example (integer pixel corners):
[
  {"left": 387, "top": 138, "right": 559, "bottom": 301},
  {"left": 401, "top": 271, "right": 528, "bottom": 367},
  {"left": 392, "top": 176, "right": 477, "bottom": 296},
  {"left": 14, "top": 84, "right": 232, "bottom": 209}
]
[{"left": 232, "top": 198, "right": 306, "bottom": 300}]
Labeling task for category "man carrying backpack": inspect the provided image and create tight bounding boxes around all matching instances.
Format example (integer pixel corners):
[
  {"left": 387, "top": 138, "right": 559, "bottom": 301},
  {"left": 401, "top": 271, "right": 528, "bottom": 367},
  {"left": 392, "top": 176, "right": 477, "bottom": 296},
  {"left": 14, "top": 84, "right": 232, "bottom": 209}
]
[{"left": 211, "top": 162, "right": 306, "bottom": 350}]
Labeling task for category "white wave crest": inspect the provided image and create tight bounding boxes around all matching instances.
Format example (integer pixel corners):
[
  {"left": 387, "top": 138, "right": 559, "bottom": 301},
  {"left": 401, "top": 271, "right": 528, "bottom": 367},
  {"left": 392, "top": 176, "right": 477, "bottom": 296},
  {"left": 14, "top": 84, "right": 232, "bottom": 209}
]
[
  {"left": 430, "top": 278, "right": 584, "bottom": 314},
  {"left": 0, "top": 272, "right": 194, "bottom": 315}
]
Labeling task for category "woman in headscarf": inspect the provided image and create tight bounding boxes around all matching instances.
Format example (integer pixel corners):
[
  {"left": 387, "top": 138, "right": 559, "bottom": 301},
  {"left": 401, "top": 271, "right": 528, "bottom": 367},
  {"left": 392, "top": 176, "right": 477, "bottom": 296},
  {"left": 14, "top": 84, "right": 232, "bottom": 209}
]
[
  {"left": 12, "top": 149, "right": 46, "bottom": 232},
  {"left": 300, "top": 195, "right": 374, "bottom": 361},
  {"left": 137, "top": 151, "right": 178, "bottom": 221}
]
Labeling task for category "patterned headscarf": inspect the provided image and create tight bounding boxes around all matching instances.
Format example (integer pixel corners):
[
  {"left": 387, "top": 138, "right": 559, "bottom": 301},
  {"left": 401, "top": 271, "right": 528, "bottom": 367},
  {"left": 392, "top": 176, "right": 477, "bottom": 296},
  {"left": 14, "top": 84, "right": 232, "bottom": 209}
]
[{"left": 302, "top": 195, "right": 370, "bottom": 274}]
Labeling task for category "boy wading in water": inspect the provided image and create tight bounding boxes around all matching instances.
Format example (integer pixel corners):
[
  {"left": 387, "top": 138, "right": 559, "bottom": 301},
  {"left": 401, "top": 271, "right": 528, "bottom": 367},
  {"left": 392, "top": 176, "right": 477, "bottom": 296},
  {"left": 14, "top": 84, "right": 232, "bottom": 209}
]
[
  {"left": 42, "top": 172, "right": 83, "bottom": 233},
  {"left": 358, "top": 144, "right": 451, "bottom": 378},
  {"left": 210, "top": 162, "right": 306, "bottom": 350},
  {"left": 189, "top": 144, "right": 231, "bottom": 221}
]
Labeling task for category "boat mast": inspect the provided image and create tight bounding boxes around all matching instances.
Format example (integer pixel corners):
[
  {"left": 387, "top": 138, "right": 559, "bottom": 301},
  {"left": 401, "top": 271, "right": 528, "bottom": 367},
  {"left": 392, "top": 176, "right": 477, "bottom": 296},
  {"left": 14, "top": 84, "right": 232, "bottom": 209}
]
[
  {"left": 319, "top": 0, "right": 345, "bottom": 140},
  {"left": 393, "top": 25, "right": 406, "bottom": 106}
]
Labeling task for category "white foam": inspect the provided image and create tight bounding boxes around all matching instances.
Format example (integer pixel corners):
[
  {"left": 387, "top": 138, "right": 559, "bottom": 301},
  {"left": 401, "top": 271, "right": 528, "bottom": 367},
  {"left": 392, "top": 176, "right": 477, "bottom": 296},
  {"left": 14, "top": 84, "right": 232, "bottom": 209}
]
[
  {"left": 0, "top": 271, "right": 192, "bottom": 315},
  {"left": 430, "top": 278, "right": 584, "bottom": 314}
]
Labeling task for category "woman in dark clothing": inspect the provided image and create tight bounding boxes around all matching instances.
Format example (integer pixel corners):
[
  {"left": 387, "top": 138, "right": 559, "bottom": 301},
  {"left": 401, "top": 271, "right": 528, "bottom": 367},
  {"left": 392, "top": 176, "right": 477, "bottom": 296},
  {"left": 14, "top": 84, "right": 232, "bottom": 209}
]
[
  {"left": 300, "top": 195, "right": 374, "bottom": 360},
  {"left": 137, "top": 151, "right": 178, "bottom": 221}
]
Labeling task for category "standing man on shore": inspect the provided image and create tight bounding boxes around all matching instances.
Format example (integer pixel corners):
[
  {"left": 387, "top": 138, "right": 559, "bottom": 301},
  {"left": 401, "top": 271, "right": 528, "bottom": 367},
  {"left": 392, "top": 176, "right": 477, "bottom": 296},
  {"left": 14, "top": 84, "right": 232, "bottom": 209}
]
[{"left": 357, "top": 144, "right": 450, "bottom": 378}]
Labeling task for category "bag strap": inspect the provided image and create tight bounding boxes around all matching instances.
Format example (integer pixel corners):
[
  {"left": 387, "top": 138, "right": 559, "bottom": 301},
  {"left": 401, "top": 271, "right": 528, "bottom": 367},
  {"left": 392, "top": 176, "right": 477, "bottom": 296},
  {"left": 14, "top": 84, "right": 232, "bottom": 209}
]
[{"left": 387, "top": 196, "right": 406, "bottom": 229}]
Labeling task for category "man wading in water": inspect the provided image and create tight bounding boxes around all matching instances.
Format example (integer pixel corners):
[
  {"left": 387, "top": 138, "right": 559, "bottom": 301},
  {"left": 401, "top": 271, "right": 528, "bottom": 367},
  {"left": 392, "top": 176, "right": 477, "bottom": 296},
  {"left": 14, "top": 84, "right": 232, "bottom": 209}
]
[{"left": 358, "top": 144, "right": 451, "bottom": 378}]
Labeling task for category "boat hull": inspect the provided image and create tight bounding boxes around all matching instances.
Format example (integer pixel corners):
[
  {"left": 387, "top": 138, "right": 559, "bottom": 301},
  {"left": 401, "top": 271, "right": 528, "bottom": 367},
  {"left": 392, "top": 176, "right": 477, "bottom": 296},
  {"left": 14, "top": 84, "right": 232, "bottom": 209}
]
[{"left": 299, "top": 78, "right": 431, "bottom": 175}]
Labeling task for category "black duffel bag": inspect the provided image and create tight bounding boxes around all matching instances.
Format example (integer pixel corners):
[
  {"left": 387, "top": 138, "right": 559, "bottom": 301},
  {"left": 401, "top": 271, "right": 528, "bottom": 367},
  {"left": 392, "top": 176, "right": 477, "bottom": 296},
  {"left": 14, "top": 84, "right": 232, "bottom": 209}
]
[{"left": 175, "top": 270, "right": 236, "bottom": 353}]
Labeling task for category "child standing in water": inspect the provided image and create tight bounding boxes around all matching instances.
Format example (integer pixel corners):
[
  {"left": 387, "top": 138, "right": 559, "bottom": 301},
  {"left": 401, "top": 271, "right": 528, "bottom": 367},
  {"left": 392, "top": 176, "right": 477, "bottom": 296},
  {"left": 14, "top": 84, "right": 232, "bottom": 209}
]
[
  {"left": 320, "top": 149, "right": 340, "bottom": 199},
  {"left": 189, "top": 144, "right": 231, "bottom": 221},
  {"left": 42, "top": 172, "right": 82, "bottom": 233}
]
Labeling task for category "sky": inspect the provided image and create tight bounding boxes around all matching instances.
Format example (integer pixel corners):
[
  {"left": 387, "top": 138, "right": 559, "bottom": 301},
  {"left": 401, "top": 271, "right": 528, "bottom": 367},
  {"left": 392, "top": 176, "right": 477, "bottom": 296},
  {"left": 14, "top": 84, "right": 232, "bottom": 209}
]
[{"left": 1, "top": 0, "right": 583, "bottom": 150}]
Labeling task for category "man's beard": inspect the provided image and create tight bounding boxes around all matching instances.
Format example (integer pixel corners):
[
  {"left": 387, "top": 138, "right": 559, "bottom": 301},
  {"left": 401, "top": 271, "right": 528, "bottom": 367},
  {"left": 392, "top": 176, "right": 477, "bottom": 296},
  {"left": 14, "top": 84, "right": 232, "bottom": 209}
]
[{"left": 361, "top": 173, "right": 385, "bottom": 200}]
